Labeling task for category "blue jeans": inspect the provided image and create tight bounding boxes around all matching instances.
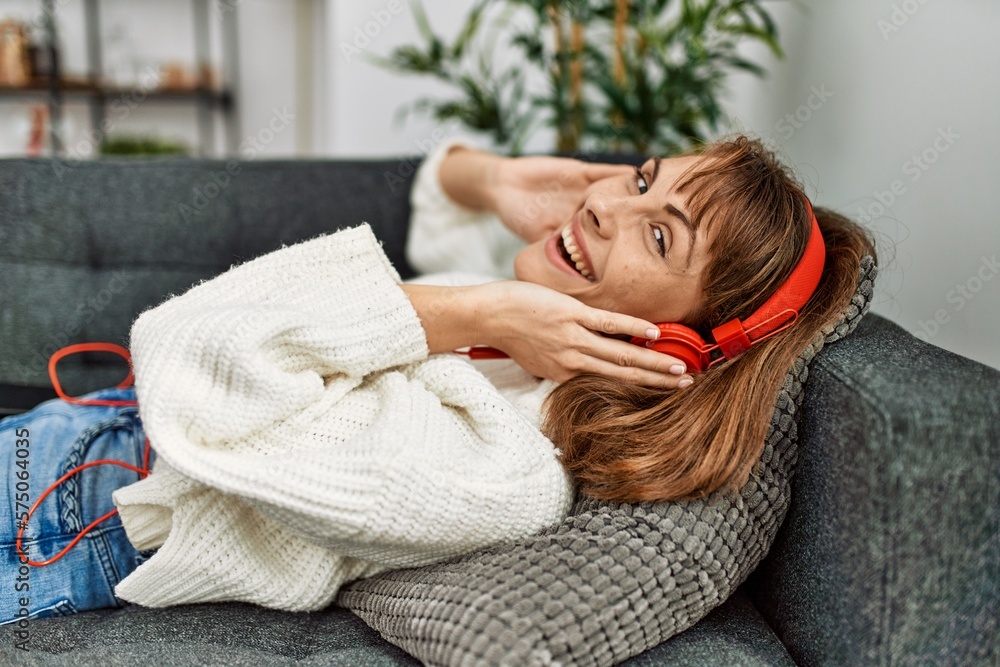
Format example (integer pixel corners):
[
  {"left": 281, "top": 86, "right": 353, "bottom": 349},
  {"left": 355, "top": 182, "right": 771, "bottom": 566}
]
[{"left": 1, "top": 387, "right": 157, "bottom": 626}]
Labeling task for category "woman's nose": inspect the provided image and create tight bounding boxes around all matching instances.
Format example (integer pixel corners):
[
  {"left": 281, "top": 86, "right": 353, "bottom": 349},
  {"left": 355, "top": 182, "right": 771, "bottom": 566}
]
[{"left": 585, "top": 189, "right": 635, "bottom": 238}]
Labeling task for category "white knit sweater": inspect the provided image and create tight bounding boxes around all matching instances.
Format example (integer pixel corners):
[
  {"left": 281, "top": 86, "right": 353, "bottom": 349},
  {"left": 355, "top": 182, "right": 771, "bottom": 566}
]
[{"left": 112, "top": 138, "right": 575, "bottom": 611}]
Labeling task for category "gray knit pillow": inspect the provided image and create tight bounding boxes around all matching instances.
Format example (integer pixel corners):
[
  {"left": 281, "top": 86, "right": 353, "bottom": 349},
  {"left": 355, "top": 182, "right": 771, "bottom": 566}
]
[{"left": 335, "top": 257, "right": 878, "bottom": 667}]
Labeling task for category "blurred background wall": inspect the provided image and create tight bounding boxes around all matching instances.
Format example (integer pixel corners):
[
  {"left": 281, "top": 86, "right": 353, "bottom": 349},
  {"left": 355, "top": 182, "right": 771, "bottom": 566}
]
[{"left": 0, "top": 0, "right": 997, "bottom": 370}]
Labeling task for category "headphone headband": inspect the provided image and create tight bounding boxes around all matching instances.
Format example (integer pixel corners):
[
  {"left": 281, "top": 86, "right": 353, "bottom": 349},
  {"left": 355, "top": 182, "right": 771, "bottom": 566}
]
[{"left": 710, "top": 199, "right": 826, "bottom": 361}]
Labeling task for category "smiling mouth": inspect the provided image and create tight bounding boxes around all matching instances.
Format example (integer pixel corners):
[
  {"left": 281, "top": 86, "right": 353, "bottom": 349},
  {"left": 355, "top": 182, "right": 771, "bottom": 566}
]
[{"left": 558, "top": 224, "right": 595, "bottom": 281}]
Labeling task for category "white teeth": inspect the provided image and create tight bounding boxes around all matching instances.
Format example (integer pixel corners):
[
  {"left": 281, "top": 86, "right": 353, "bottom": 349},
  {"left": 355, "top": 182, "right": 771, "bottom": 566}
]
[{"left": 561, "top": 224, "right": 594, "bottom": 279}]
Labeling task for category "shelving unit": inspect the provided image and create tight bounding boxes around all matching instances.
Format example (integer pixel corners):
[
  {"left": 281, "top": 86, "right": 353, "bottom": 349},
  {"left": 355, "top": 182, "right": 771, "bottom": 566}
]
[{"left": 0, "top": 0, "right": 239, "bottom": 157}]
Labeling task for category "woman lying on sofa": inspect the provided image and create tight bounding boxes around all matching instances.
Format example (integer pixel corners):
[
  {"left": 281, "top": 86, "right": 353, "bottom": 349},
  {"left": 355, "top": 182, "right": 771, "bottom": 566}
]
[{"left": 1, "top": 133, "right": 874, "bottom": 627}]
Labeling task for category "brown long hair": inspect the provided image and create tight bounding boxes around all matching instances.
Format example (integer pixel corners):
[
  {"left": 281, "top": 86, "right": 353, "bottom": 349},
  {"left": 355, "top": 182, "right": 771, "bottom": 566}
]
[{"left": 541, "top": 134, "right": 877, "bottom": 503}]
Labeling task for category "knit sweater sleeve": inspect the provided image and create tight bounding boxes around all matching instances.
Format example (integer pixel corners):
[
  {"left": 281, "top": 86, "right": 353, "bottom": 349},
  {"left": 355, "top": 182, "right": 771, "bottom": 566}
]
[
  {"left": 128, "top": 223, "right": 429, "bottom": 448},
  {"left": 115, "top": 223, "right": 574, "bottom": 611},
  {"left": 406, "top": 137, "right": 526, "bottom": 279}
]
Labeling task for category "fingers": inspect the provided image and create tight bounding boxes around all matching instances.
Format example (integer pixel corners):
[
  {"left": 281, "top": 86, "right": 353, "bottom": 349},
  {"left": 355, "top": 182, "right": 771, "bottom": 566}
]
[
  {"left": 582, "top": 309, "right": 662, "bottom": 346},
  {"left": 578, "top": 309, "right": 693, "bottom": 384},
  {"left": 579, "top": 353, "right": 694, "bottom": 390},
  {"left": 599, "top": 338, "right": 691, "bottom": 379}
]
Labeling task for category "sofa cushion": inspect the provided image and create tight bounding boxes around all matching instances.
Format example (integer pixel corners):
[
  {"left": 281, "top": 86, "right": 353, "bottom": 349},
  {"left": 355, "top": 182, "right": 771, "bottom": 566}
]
[
  {"left": 1, "top": 604, "right": 420, "bottom": 666},
  {"left": 0, "top": 588, "right": 794, "bottom": 666},
  {"left": 332, "top": 258, "right": 877, "bottom": 666}
]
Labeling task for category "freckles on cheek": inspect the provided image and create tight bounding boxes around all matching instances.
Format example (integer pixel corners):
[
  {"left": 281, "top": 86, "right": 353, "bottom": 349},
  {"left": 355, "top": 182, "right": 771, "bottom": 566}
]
[
  {"left": 616, "top": 262, "right": 649, "bottom": 289},
  {"left": 601, "top": 264, "right": 650, "bottom": 310}
]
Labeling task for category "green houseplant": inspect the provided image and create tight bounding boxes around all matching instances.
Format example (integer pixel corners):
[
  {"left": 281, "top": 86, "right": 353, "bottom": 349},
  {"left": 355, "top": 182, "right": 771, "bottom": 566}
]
[
  {"left": 368, "top": 0, "right": 784, "bottom": 155},
  {"left": 100, "top": 135, "right": 190, "bottom": 156}
]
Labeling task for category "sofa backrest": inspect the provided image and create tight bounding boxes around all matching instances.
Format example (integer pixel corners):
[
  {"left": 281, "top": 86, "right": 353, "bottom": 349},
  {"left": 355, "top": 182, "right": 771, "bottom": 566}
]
[
  {"left": 0, "top": 156, "right": 418, "bottom": 411},
  {"left": 744, "top": 313, "right": 999, "bottom": 665}
]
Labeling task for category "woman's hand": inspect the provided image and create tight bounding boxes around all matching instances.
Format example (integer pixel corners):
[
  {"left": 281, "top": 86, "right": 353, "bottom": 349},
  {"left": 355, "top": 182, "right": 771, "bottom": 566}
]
[
  {"left": 474, "top": 281, "right": 693, "bottom": 389},
  {"left": 437, "top": 145, "right": 634, "bottom": 244},
  {"left": 485, "top": 154, "right": 635, "bottom": 244}
]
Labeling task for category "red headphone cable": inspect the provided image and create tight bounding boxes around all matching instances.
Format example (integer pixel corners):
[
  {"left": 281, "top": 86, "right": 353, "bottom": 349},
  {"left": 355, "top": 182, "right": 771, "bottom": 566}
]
[{"left": 14, "top": 343, "right": 152, "bottom": 568}]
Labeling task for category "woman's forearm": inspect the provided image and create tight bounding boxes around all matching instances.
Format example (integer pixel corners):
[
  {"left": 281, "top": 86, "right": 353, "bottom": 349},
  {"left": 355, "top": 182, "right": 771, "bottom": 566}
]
[
  {"left": 400, "top": 283, "right": 488, "bottom": 354},
  {"left": 438, "top": 145, "right": 503, "bottom": 214}
]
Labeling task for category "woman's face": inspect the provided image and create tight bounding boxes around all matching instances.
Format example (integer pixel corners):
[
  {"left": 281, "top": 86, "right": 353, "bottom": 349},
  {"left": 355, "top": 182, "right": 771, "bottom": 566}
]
[{"left": 513, "top": 155, "right": 714, "bottom": 324}]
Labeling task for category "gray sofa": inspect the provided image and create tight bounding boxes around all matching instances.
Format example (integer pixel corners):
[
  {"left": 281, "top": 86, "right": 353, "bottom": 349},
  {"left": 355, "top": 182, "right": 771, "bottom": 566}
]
[{"left": 0, "top": 153, "right": 996, "bottom": 666}]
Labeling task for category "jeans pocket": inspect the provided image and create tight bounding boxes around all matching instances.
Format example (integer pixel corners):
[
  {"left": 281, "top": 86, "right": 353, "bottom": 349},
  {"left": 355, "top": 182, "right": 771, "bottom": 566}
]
[
  {"left": 1, "top": 388, "right": 153, "bottom": 623},
  {"left": 56, "top": 410, "right": 147, "bottom": 536},
  {"left": 1, "top": 387, "right": 148, "bottom": 547}
]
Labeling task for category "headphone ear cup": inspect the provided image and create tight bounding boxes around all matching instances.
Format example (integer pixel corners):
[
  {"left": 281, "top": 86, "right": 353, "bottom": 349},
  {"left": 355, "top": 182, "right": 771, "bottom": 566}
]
[{"left": 629, "top": 323, "right": 709, "bottom": 374}]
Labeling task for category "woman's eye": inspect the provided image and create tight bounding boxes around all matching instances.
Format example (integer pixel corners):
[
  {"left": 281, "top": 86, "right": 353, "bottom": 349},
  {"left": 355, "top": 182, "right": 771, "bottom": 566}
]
[
  {"left": 634, "top": 168, "right": 649, "bottom": 195},
  {"left": 652, "top": 226, "right": 666, "bottom": 257}
]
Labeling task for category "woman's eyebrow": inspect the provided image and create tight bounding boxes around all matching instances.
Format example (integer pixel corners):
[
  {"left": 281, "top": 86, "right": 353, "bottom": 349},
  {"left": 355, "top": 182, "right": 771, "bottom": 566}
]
[
  {"left": 667, "top": 204, "right": 696, "bottom": 268},
  {"left": 647, "top": 156, "right": 696, "bottom": 267}
]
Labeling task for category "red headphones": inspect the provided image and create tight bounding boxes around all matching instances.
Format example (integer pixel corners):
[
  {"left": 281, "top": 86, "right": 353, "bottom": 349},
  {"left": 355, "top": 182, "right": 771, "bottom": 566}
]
[
  {"left": 630, "top": 199, "right": 825, "bottom": 373},
  {"left": 458, "top": 200, "right": 826, "bottom": 375}
]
